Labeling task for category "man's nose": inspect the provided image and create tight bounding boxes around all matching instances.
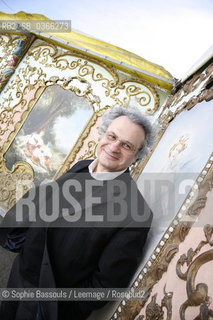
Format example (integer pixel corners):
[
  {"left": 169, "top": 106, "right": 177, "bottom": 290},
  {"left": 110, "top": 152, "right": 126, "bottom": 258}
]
[{"left": 109, "top": 140, "right": 121, "bottom": 152}]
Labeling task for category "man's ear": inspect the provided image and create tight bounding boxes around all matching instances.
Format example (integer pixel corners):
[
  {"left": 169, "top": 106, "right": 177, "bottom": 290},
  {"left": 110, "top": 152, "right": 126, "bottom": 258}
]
[{"left": 131, "top": 157, "right": 139, "bottom": 166}]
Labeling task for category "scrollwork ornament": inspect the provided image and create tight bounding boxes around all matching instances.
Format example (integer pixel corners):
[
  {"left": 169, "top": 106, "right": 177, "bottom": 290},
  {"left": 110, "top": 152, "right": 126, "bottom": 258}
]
[
  {"left": 165, "top": 245, "right": 179, "bottom": 262},
  {"left": 124, "top": 85, "right": 151, "bottom": 107},
  {"left": 145, "top": 294, "right": 164, "bottom": 320},
  {"left": 46, "top": 77, "right": 91, "bottom": 97},
  {"left": 77, "top": 60, "right": 116, "bottom": 96},
  {"left": 110, "top": 171, "right": 213, "bottom": 320},
  {"left": 78, "top": 140, "right": 97, "bottom": 161},
  {"left": 27, "top": 44, "right": 118, "bottom": 99},
  {"left": 204, "top": 224, "right": 213, "bottom": 245},
  {"left": 0, "top": 35, "right": 34, "bottom": 93},
  {"left": 135, "top": 316, "right": 144, "bottom": 320},
  {"left": 188, "top": 196, "right": 208, "bottom": 216},
  {"left": 176, "top": 225, "right": 213, "bottom": 320},
  {"left": 155, "top": 264, "right": 168, "bottom": 280},
  {"left": 0, "top": 159, "right": 34, "bottom": 212},
  {"left": 179, "top": 249, "right": 213, "bottom": 320},
  {"left": 160, "top": 62, "right": 213, "bottom": 123},
  {"left": 117, "top": 300, "right": 144, "bottom": 320},
  {"left": 178, "top": 222, "right": 191, "bottom": 242},
  {"left": 28, "top": 43, "right": 57, "bottom": 64},
  {"left": 141, "top": 286, "right": 173, "bottom": 320},
  {"left": 194, "top": 301, "right": 213, "bottom": 320},
  {"left": 110, "top": 79, "right": 159, "bottom": 114}
]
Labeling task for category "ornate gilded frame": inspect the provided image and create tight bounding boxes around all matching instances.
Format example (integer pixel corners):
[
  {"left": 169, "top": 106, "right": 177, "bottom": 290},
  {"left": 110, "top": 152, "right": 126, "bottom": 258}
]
[
  {"left": 0, "top": 37, "right": 160, "bottom": 210},
  {"left": 108, "top": 63, "right": 213, "bottom": 320}
]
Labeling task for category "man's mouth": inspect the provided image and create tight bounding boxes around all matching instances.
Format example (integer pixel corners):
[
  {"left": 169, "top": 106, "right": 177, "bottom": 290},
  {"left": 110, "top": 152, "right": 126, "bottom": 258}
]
[{"left": 103, "top": 148, "right": 119, "bottom": 160}]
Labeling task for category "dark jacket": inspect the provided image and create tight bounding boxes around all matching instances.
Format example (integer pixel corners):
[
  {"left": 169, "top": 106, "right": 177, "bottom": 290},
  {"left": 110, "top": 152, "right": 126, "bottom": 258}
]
[{"left": 0, "top": 160, "right": 152, "bottom": 320}]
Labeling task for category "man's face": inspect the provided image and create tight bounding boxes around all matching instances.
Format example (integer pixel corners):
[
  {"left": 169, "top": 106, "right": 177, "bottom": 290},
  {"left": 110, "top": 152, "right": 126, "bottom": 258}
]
[{"left": 96, "top": 115, "right": 146, "bottom": 172}]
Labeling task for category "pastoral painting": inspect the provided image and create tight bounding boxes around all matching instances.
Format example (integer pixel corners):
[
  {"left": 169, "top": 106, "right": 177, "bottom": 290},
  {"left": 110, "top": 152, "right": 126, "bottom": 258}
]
[{"left": 4, "top": 85, "right": 93, "bottom": 183}]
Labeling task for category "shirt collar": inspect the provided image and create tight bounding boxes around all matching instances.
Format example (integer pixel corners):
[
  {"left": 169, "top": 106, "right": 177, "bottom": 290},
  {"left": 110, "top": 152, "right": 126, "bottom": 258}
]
[{"left": 88, "top": 159, "right": 126, "bottom": 180}]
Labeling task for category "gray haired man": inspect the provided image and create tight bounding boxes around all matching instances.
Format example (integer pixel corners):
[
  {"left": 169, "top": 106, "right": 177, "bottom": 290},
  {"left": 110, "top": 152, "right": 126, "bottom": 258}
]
[{"left": 0, "top": 107, "right": 154, "bottom": 320}]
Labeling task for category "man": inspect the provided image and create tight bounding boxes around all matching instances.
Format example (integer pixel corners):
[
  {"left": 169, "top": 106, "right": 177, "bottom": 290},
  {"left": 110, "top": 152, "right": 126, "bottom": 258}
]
[{"left": 0, "top": 106, "right": 154, "bottom": 320}]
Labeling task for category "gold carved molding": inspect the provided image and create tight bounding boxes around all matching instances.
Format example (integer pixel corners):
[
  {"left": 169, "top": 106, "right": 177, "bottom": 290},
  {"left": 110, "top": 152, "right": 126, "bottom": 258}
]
[
  {"left": 26, "top": 41, "right": 119, "bottom": 98},
  {"left": 0, "top": 156, "right": 34, "bottom": 211},
  {"left": 0, "top": 75, "right": 108, "bottom": 184},
  {"left": 110, "top": 168, "right": 213, "bottom": 320},
  {"left": 25, "top": 41, "right": 161, "bottom": 113},
  {"left": 177, "top": 224, "right": 213, "bottom": 319},
  {"left": 0, "top": 40, "right": 161, "bottom": 199},
  {"left": 110, "top": 79, "right": 160, "bottom": 115},
  {"left": 160, "top": 63, "right": 213, "bottom": 126},
  {"left": 0, "top": 39, "right": 120, "bottom": 210},
  {"left": 77, "top": 140, "right": 97, "bottom": 161},
  {"left": 135, "top": 285, "right": 173, "bottom": 320},
  {"left": 0, "top": 84, "right": 44, "bottom": 153},
  {"left": 0, "top": 84, "right": 44, "bottom": 211}
]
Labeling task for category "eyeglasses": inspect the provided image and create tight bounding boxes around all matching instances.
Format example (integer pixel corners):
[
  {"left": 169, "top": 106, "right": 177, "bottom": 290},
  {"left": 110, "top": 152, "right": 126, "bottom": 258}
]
[{"left": 104, "top": 131, "right": 138, "bottom": 153}]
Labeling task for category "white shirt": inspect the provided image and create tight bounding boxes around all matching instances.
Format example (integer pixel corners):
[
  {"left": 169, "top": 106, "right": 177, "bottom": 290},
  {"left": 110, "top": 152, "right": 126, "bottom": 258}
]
[{"left": 88, "top": 159, "right": 126, "bottom": 181}]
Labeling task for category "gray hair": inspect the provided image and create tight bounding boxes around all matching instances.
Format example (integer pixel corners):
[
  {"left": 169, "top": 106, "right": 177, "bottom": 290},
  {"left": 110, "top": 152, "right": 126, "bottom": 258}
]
[{"left": 99, "top": 106, "right": 156, "bottom": 161}]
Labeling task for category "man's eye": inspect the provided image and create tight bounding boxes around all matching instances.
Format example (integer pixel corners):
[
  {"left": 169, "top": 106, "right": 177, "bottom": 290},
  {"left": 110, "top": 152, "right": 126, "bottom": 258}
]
[
  {"left": 108, "top": 134, "right": 116, "bottom": 140},
  {"left": 122, "top": 143, "right": 131, "bottom": 150}
]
